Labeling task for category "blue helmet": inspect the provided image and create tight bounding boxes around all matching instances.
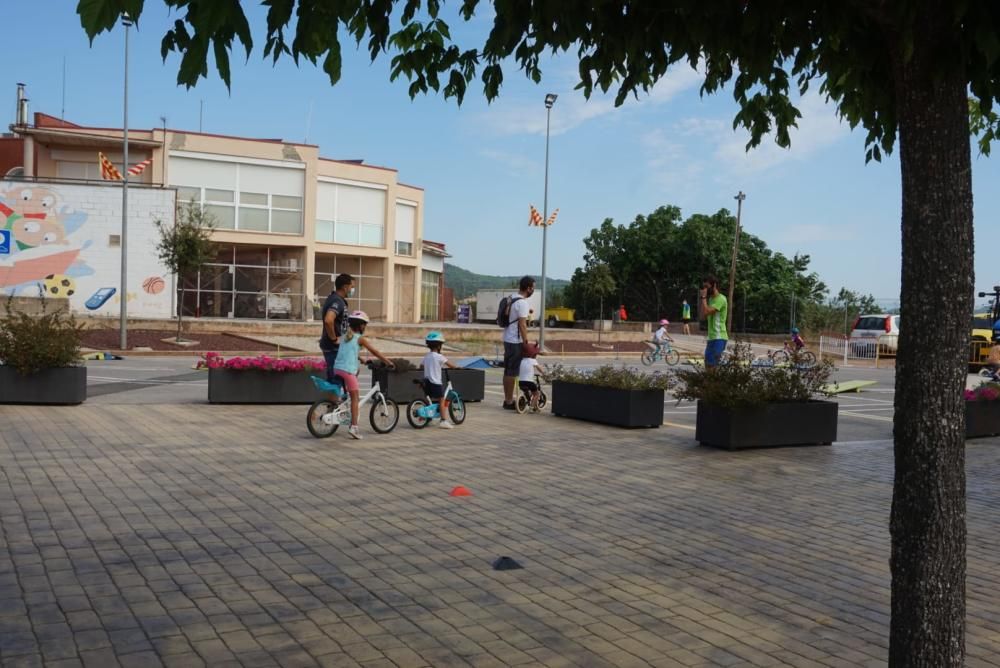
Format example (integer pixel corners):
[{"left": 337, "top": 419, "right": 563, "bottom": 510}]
[
  {"left": 994, "top": 320, "right": 1000, "bottom": 331},
  {"left": 790, "top": 327, "right": 799, "bottom": 334},
  {"left": 425, "top": 331, "right": 445, "bottom": 344}
]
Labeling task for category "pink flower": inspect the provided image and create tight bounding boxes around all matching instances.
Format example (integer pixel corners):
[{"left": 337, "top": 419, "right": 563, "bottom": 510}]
[{"left": 207, "top": 354, "right": 325, "bottom": 373}]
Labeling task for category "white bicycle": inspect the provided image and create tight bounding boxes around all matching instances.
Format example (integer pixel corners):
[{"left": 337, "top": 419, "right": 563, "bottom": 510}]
[{"left": 307, "top": 362, "right": 400, "bottom": 438}]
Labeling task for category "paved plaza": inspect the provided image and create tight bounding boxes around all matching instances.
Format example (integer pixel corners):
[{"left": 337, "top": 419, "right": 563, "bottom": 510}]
[{"left": 1, "top": 358, "right": 999, "bottom": 667}]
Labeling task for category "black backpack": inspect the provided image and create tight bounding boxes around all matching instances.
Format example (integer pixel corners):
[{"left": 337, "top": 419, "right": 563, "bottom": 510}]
[{"left": 496, "top": 296, "right": 521, "bottom": 328}]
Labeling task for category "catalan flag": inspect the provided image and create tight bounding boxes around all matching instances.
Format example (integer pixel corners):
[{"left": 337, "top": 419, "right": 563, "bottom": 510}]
[
  {"left": 98, "top": 153, "right": 152, "bottom": 180},
  {"left": 545, "top": 208, "right": 559, "bottom": 226},
  {"left": 529, "top": 205, "right": 543, "bottom": 226}
]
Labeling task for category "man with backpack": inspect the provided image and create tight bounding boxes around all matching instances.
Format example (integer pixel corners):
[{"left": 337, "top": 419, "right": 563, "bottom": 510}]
[{"left": 499, "top": 276, "right": 535, "bottom": 409}]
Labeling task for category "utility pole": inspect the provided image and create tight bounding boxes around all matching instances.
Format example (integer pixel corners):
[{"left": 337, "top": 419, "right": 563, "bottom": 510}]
[
  {"left": 726, "top": 191, "right": 746, "bottom": 334},
  {"left": 538, "top": 92, "right": 557, "bottom": 350},
  {"left": 119, "top": 14, "right": 132, "bottom": 351}
]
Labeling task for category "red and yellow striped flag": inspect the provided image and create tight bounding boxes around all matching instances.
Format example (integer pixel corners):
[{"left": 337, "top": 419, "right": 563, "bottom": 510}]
[
  {"left": 529, "top": 205, "right": 543, "bottom": 226},
  {"left": 99, "top": 152, "right": 122, "bottom": 180},
  {"left": 545, "top": 208, "right": 559, "bottom": 226},
  {"left": 128, "top": 159, "right": 152, "bottom": 176}
]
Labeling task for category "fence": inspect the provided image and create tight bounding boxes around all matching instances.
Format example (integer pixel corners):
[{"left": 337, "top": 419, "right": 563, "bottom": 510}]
[{"left": 819, "top": 335, "right": 898, "bottom": 367}]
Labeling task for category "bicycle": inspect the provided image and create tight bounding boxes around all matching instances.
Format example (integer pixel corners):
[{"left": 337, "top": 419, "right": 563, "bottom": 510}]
[
  {"left": 768, "top": 341, "right": 817, "bottom": 367},
  {"left": 406, "top": 372, "right": 467, "bottom": 428},
  {"left": 515, "top": 374, "right": 548, "bottom": 414},
  {"left": 306, "top": 362, "right": 400, "bottom": 438},
  {"left": 640, "top": 341, "right": 680, "bottom": 366}
]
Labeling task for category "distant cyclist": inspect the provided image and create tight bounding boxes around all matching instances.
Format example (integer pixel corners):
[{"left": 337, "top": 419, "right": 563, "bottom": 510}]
[
  {"left": 986, "top": 322, "right": 1000, "bottom": 381},
  {"left": 651, "top": 319, "right": 674, "bottom": 355},
  {"left": 790, "top": 327, "right": 805, "bottom": 351}
]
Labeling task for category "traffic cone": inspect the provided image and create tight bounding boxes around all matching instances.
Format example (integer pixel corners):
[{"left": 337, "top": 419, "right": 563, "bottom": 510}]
[
  {"left": 449, "top": 485, "right": 473, "bottom": 497},
  {"left": 492, "top": 556, "right": 523, "bottom": 571}
]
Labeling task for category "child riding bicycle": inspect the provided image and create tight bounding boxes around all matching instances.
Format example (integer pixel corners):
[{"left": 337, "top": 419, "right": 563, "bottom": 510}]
[
  {"left": 423, "top": 331, "right": 459, "bottom": 429},
  {"left": 518, "top": 343, "right": 547, "bottom": 411},
  {"left": 332, "top": 311, "right": 395, "bottom": 440},
  {"left": 650, "top": 319, "right": 674, "bottom": 355}
]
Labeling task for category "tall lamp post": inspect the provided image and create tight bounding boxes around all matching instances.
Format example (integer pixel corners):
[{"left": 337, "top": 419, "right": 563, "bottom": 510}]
[
  {"left": 119, "top": 13, "right": 133, "bottom": 350},
  {"left": 539, "top": 92, "right": 557, "bottom": 350},
  {"left": 726, "top": 191, "right": 746, "bottom": 334}
]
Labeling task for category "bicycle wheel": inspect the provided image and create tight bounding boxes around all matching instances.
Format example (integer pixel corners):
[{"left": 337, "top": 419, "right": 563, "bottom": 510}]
[
  {"left": 448, "top": 392, "right": 467, "bottom": 425},
  {"left": 640, "top": 350, "right": 655, "bottom": 366},
  {"left": 799, "top": 351, "right": 817, "bottom": 367},
  {"left": 664, "top": 349, "right": 680, "bottom": 366},
  {"left": 537, "top": 389, "right": 548, "bottom": 409},
  {"left": 307, "top": 400, "right": 339, "bottom": 438},
  {"left": 771, "top": 349, "right": 790, "bottom": 365},
  {"left": 369, "top": 395, "right": 400, "bottom": 434},
  {"left": 406, "top": 399, "right": 431, "bottom": 429}
]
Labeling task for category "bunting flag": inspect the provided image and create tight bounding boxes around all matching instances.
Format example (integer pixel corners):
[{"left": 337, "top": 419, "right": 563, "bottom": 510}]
[
  {"left": 98, "top": 153, "right": 152, "bottom": 180},
  {"left": 528, "top": 205, "right": 543, "bottom": 227},
  {"left": 545, "top": 208, "right": 559, "bottom": 226},
  {"left": 99, "top": 152, "right": 122, "bottom": 180}
]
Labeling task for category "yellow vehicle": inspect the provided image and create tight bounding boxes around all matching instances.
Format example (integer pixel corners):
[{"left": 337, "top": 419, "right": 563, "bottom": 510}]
[
  {"left": 544, "top": 307, "right": 576, "bottom": 328},
  {"left": 971, "top": 312, "right": 995, "bottom": 366}
]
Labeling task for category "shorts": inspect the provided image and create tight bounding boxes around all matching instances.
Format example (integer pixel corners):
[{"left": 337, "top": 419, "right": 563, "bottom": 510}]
[
  {"left": 705, "top": 339, "right": 727, "bottom": 367},
  {"left": 518, "top": 381, "right": 538, "bottom": 394},
  {"left": 423, "top": 380, "right": 444, "bottom": 399},
  {"left": 503, "top": 341, "right": 523, "bottom": 377},
  {"left": 334, "top": 369, "right": 360, "bottom": 392},
  {"left": 682, "top": 318, "right": 691, "bottom": 324}
]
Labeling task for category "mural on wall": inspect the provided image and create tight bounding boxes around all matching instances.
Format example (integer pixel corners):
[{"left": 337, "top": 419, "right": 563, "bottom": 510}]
[
  {"left": 0, "top": 184, "right": 94, "bottom": 297},
  {"left": 0, "top": 181, "right": 175, "bottom": 318}
]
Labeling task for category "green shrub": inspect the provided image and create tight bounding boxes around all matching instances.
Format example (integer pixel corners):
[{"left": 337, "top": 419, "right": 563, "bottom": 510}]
[
  {"left": 673, "top": 341, "right": 834, "bottom": 409},
  {"left": 548, "top": 363, "right": 675, "bottom": 391},
  {"left": 371, "top": 357, "right": 417, "bottom": 372},
  {"left": 0, "top": 298, "right": 84, "bottom": 375}
]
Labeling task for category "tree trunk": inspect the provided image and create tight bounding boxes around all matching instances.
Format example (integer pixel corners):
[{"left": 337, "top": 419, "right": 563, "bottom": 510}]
[{"left": 890, "top": 11, "right": 972, "bottom": 665}]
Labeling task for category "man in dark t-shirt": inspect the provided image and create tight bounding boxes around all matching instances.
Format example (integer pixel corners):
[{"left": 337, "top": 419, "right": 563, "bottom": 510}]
[{"left": 319, "top": 273, "right": 354, "bottom": 381}]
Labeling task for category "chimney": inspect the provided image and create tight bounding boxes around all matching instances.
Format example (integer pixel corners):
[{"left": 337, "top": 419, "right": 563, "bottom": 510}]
[{"left": 15, "top": 83, "right": 28, "bottom": 127}]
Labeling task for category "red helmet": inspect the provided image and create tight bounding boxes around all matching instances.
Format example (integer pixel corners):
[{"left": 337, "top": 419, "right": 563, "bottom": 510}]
[{"left": 522, "top": 343, "right": 539, "bottom": 358}]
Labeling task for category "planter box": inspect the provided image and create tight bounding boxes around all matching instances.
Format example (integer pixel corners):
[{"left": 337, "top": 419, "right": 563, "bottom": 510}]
[
  {"left": 0, "top": 366, "right": 86, "bottom": 405},
  {"left": 446, "top": 368, "right": 485, "bottom": 402},
  {"left": 371, "top": 368, "right": 425, "bottom": 403},
  {"left": 551, "top": 380, "right": 664, "bottom": 428},
  {"left": 208, "top": 368, "right": 316, "bottom": 404},
  {"left": 696, "top": 400, "right": 838, "bottom": 450},
  {"left": 966, "top": 401, "right": 1000, "bottom": 439}
]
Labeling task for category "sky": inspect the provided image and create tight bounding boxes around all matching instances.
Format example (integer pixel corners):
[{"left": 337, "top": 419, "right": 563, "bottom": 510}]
[{"left": 5, "top": 2, "right": 1000, "bottom": 305}]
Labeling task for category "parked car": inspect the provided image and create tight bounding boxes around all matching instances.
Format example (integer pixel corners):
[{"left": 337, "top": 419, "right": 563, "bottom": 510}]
[{"left": 850, "top": 314, "right": 900, "bottom": 355}]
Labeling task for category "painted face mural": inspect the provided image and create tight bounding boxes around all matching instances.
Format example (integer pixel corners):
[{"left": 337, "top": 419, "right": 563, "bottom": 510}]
[
  {"left": 4, "top": 186, "right": 58, "bottom": 218},
  {"left": 15, "top": 217, "right": 68, "bottom": 250}
]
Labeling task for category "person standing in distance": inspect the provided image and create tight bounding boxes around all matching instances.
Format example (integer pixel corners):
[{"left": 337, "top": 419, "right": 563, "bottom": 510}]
[
  {"left": 319, "top": 273, "right": 354, "bottom": 381},
  {"left": 681, "top": 299, "right": 692, "bottom": 335},
  {"left": 700, "top": 276, "right": 728, "bottom": 367},
  {"left": 502, "top": 276, "right": 535, "bottom": 409}
]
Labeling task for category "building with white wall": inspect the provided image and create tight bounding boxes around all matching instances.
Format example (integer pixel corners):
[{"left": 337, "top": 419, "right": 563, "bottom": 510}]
[{"left": 4, "top": 110, "right": 432, "bottom": 323}]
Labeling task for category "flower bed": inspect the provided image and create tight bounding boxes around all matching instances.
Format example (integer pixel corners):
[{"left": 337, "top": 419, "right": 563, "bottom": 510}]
[{"left": 203, "top": 353, "right": 325, "bottom": 404}]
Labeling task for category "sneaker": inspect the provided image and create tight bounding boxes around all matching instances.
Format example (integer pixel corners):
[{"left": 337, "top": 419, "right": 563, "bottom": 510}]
[
  {"left": 439, "top": 420, "right": 454, "bottom": 429},
  {"left": 502, "top": 402, "right": 516, "bottom": 410},
  {"left": 348, "top": 425, "right": 362, "bottom": 440}
]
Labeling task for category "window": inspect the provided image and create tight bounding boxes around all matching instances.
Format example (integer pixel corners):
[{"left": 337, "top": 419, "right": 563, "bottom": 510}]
[
  {"left": 395, "top": 241, "right": 413, "bottom": 256},
  {"left": 421, "top": 270, "right": 440, "bottom": 321},
  {"left": 395, "top": 202, "right": 416, "bottom": 256},
  {"left": 313, "top": 255, "right": 385, "bottom": 320},
  {"left": 316, "top": 182, "right": 386, "bottom": 247},
  {"left": 169, "top": 157, "right": 304, "bottom": 234}
]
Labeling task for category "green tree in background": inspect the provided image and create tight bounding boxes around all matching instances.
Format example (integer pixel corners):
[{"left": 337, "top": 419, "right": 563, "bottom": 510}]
[
  {"left": 78, "top": 1, "right": 1000, "bottom": 661},
  {"left": 154, "top": 202, "right": 215, "bottom": 342}
]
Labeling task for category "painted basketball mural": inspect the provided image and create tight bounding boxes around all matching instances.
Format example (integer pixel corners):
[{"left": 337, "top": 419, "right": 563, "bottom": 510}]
[{"left": 142, "top": 276, "right": 166, "bottom": 294}]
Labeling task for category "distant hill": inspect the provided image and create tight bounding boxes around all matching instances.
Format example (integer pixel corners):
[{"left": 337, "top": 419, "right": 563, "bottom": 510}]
[{"left": 445, "top": 263, "right": 569, "bottom": 300}]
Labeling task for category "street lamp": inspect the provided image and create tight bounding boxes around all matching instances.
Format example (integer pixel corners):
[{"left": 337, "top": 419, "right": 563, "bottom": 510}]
[
  {"left": 539, "top": 92, "right": 557, "bottom": 350},
  {"left": 119, "top": 13, "right": 133, "bottom": 350},
  {"left": 726, "top": 190, "right": 746, "bottom": 334}
]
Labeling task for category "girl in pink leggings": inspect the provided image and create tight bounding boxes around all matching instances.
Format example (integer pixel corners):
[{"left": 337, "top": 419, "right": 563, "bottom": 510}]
[{"left": 332, "top": 310, "right": 395, "bottom": 439}]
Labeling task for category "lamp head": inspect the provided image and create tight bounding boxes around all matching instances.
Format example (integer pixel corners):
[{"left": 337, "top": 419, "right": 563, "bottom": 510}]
[
  {"left": 122, "top": 13, "right": 134, "bottom": 27},
  {"left": 544, "top": 93, "right": 558, "bottom": 108}
]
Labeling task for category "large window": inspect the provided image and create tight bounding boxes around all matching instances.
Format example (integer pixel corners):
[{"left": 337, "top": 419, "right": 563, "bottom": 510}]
[
  {"left": 421, "top": 270, "right": 440, "bottom": 321},
  {"left": 316, "top": 181, "right": 386, "bottom": 248},
  {"left": 314, "top": 255, "right": 385, "bottom": 320},
  {"left": 170, "top": 156, "right": 304, "bottom": 234},
  {"left": 180, "top": 244, "right": 306, "bottom": 320}
]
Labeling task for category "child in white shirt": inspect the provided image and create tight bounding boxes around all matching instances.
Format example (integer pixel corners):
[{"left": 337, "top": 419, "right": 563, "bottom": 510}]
[
  {"left": 651, "top": 319, "right": 673, "bottom": 354},
  {"left": 422, "top": 331, "right": 457, "bottom": 428},
  {"left": 518, "top": 343, "right": 546, "bottom": 411}
]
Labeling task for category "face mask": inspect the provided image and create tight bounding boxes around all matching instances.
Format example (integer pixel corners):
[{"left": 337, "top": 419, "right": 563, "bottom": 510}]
[{"left": 348, "top": 288, "right": 356, "bottom": 297}]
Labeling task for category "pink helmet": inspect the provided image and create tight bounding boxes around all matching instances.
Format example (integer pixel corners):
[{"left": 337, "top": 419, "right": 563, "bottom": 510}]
[
  {"left": 347, "top": 310, "right": 369, "bottom": 323},
  {"left": 659, "top": 319, "right": 669, "bottom": 326}
]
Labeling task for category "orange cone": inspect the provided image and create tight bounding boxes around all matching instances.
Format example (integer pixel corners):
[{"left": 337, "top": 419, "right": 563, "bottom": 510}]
[{"left": 450, "top": 485, "right": 473, "bottom": 497}]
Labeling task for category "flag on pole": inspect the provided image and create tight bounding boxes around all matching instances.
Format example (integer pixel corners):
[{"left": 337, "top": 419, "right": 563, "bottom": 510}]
[
  {"left": 98, "top": 153, "right": 152, "bottom": 180},
  {"left": 545, "top": 208, "right": 559, "bottom": 226},
  {"left": 99, "top": 152, "right": 122, "bottom": 180},
  {"left": 529, "top": 205, "right": 543, "bottom": 226}
]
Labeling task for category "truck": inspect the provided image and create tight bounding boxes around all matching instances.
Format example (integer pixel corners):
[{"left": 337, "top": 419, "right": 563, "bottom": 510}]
[{"left": 475, "top": 288, "right": 543, "bottom": 326}]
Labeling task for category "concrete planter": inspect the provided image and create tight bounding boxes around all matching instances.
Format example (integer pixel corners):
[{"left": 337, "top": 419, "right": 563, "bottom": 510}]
[
  {"left": 0, "top": 366, "right": 87, "bottom": 405},
  {"left": 371, "top": 368, "right": 425, "bottom": 403},
  {"left": 207, "top": 368, "right": 316, "bottom": 404},
  {"left": 966, "top": 401, "right": 1000, "bottom": 439},
  {"left": 446, "top": 368, "right": 485, "bottom": 402},
  {"left": 695, "top": 400, "right": 838, "bottom": 450},
  {"left": 551, "top": 380, "right": 664, "bottom": 428}
]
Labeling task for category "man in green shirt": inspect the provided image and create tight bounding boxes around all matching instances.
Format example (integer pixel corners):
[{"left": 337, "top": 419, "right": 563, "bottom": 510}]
[
  {"left": 700, "top": 275, "right": 728, "bottom": 366},
  {"left": 681, "top": 299, "right": 692, "bottom": 335}
]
